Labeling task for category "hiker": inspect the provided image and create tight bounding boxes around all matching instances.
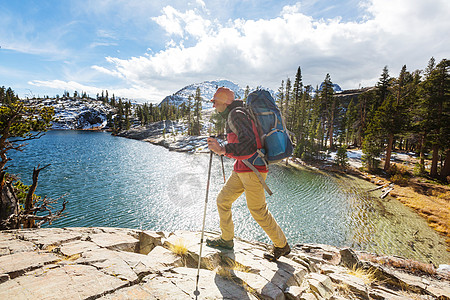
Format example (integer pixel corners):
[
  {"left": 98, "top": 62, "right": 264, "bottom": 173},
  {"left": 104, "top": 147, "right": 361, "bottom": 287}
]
[{"left": 206, "top": 87, "right": 291, "bottom": 261}]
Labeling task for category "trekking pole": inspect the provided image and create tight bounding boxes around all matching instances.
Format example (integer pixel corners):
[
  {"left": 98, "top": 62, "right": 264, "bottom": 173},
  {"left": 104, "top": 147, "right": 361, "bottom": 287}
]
[
  {"left": 214, "top": 133, "right": 226, "bottom": 184},
  {"left": 194, "top": 150, "right": 213, "bottom": 298},
  {"left": 220, "top": 155, "right": 226, "bottom": 183}
]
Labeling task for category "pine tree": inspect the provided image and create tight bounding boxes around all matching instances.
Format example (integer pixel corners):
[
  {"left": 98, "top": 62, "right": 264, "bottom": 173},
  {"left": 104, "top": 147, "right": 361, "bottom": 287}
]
[
  {"left": 0, "top": 87, "right": 54, "bottom": 172},
  {"left": 193, "top": 88, "right": 202, "bottom": 135},
  {"left": 320, "top": 74, "right": 335, "bottom": 149},
  {"left": 277, "top": 80, "right": 285, "bottom": 111},
  {"left": 187, "top": 95, "right": 193, "bottom": 135},
  {"left": 420, "top": 58, "right": 450, "bottom": 178},
  {"left": 344, "top": 99, "right": 358, "bottom": 146},
  {"left": 292, "top": 67, "right": 303, "bottom": 138},
  {"left": 284, "top": 78, "right": 292, "bottom": 128},
  {"left": 377, "top": 66, "right": 391, "bottom": 106},
  {"left": 244, "top": 85, "right": 250, "bottom": 100}
]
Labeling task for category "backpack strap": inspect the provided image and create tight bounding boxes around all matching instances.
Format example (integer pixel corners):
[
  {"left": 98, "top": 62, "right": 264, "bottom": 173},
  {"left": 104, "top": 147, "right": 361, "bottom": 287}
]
[
  {"left": 242, "top": 159, "right": 273, "bottom": 196},
  {"left": 227, "top": 107, "right": 273, "bottom": 196}
]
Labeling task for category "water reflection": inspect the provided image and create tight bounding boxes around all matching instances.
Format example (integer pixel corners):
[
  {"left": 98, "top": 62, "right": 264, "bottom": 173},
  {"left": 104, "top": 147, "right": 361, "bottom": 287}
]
[{"left": 8, "top": 131, "right": 449, "bottom": 265}]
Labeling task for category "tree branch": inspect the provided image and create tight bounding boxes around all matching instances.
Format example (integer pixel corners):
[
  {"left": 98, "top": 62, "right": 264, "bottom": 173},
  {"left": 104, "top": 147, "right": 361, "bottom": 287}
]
[
  {"left": 9, "top": 132, "right": 45, "bottom": 143},
  {"left": 23, "top": 164, "right": 51, "bottom": 228}
]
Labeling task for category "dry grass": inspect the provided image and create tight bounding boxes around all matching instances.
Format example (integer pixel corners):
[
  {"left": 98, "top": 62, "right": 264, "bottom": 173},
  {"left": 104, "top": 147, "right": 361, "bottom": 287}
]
[
  {"left": 46, "top": 245, "right": 58, "bottom": 252},
  {"left": 390, "top": 174, "right": 409, "bottom": 186},
  {"left": 62, "top": 253, "right": 82, "bottom": 261},
  {"left": 335, "top": 283, "right": 353, "bottom": 299},
  {"left": 347, "top": 265, "right": 378, "bottom": 285},
  {"left": 399, "top": 290, "right": 423, "bottom": 300},
  {"left": 168, "top": 238, "right": 188, "bottom": 256},
  {"left": 394, "top": 183, "right": 450, "bottom": 248}
]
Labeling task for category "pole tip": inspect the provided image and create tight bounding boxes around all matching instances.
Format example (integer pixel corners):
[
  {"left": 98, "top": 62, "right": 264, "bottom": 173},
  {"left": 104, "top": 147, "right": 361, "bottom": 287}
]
[{"left": 194, "top": 290, "right": 200, "bottom": 296}]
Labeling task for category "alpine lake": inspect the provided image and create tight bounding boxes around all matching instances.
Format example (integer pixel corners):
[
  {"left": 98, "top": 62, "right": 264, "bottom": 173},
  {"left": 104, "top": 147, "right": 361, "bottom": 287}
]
[{"left": 8, "top": 130, "right": 449, "bottom": 266}]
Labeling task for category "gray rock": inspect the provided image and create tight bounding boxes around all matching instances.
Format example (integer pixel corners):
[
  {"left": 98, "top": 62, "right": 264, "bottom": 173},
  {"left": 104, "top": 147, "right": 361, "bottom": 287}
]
[
  {"left": 77, "top": 248, "right": 139, "bottom": 282},
  {"left": 299, "top": 292, "right": 317, "bottom": 300},
  {"left": 16, "top": 228, "right": 83, "bottom": 249},
  {"left": 0, "top": 273, "right": 10, "bottom": 283},
  {"left": 146, "top": 245, "right": 183, "bottom": 269},
  {"left": 306, "top": 273, "right": 334, "bottom": 299},
  {"left": 88, "top": 231, "right": 139, "bottom": 252},
  {"left": 139, "top": 230, "right": 163, "bottom": 254},
  {"left": 171, "top": 266, "right": 259, "bottom": 299},
  {"left": 115, "top": 250, "right": 162, "bottom": 277},
  {"left": 328, "top": 272, "right": 368, "bottom": 299},
  {"left": 0, "top": 227, "right": 447, "bottom": 300},
  {"left": 369, "top": 286, "right": 407, "bottom": 300},
  {"left": 339, "top": 248, "right": 360, "bottom": 269},
  {"left": 0, "top": 264, "right": 128, "bottom": 300},
  {"left": 59, "top": 240, "right": 99, "bottom": 257},
  {"left": 0, "top": 238, "right": 37, "bottom": 256},
  {"left": 0, "top": 251, "right": 59, "bottom": 278},
  {"left": 285, "top": 285, "right": 307, "bottom": 300}
]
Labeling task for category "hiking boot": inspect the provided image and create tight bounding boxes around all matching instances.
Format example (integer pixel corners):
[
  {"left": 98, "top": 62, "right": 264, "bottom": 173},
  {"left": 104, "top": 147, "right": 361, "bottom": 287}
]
[
  {"left": 206, "top": 237, "right": 234, "bottom": 250},
  {"left": 264, "top": 243, "right": 291, "bottom": 261}
]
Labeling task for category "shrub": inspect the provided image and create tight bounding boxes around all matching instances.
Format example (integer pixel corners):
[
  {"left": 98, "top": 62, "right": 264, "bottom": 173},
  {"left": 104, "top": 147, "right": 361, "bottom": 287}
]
[
  {"left": 413, "top": 163, "right": 426, "bottom": 176},
  {"left": 389, "top": 163, "right": 409, "bottom": 176},
  {"left": 335, "top": 146, "right": 349, "bottom": 168},
  {"left": 169, "top": 238, "right": 188, "bottom": 256},
  {"left": 391, "top": 174, "right": 409, "bottom": 186}
]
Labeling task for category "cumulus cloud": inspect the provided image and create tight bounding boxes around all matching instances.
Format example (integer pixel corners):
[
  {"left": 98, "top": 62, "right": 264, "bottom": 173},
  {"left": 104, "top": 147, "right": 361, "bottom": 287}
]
[
  {"left": 92, "top": 0, "right": 448, "bottom": 100},
  {"left": 152, "top": 5, "right": 212, "bottom": 38},
  {"left": 21, "top": 0, "right": 449, "bottom": 102}
]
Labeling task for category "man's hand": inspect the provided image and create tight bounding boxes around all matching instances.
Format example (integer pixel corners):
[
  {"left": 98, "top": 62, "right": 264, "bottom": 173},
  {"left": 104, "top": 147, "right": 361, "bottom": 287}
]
[{"left": 207, "top": 137, "right": 226, "bottom": 155}]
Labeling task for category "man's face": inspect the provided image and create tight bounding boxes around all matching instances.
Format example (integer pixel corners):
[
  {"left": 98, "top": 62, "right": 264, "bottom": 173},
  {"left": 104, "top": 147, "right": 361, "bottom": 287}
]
[
  {"left": 213, "top": 100, "right": 227, "bottom": 112},
  {"left": 212, "top": 98, "right": 228, "bottom": 112}
]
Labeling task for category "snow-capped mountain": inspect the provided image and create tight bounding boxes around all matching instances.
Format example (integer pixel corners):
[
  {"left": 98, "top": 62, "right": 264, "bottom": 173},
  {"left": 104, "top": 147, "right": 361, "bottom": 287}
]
[
  {"left": 318, "top": 82, "right": 342, "bottom": 93},
  {"left": 27, "top": 98, "right": 113, "bottom": 130},
  {"left": 159, "top": 80, "right": 247, "bottom": 109}
]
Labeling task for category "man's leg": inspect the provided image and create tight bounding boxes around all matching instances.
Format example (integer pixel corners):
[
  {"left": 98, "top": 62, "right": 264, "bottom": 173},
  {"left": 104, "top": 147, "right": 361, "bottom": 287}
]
[
  {"left": 239, "top": 172, "right": 288, "bottom": 248},
  {"left": 217, "top": 171, "right": 244, "bottom": 241}
]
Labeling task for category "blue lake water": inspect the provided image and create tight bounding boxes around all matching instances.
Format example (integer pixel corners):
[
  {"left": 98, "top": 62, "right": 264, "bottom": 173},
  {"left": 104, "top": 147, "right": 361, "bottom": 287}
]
[{"left": 8, "top": 131, "right": 449, "bottom": 265}]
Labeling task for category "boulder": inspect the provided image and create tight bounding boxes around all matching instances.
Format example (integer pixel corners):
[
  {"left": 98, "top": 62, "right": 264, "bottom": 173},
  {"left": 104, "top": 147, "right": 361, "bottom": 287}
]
[
  {"left": 306, "top": 273, "right": 334, "bottom": 299},
  {"left": 339, "top": 247, "right": 360, "bottom": 269},
  {"left": 139, "top": 230, "right": 163, "bottom": 254}
]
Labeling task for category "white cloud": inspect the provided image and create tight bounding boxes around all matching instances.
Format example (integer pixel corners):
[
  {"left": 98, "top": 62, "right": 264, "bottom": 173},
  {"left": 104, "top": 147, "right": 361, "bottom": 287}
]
[
  {"left": 21, "top": 0, "right": 450, "bottom": 102},
  {"left": 280, "top": 2, "right": 302, "bottom": 15},
  {"left": 152, "top": 5, "right": 212, "bottom": 39}
]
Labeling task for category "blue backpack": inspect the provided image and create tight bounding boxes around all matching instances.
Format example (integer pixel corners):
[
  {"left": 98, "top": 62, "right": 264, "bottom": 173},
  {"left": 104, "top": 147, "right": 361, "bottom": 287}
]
[
  {"left": 246, "top": 89, "right": 294, "bottom": 164},
  {"left": 227, "top": 89, "right": 293, "bottom": 195}
]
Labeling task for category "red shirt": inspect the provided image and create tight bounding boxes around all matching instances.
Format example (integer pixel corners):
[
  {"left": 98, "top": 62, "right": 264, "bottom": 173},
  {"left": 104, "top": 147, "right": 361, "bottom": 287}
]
[{"left": 223, "top": 101, "right": 268, "bottom": 173}]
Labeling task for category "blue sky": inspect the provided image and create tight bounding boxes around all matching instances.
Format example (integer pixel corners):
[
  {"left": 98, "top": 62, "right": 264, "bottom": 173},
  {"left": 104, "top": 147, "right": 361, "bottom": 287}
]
[{"left": 1, "top": 0, "right": 449, "bottom": 103}]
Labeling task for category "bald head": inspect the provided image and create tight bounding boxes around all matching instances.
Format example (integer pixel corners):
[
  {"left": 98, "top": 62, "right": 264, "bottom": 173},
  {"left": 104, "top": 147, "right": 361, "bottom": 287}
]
[{"left": 211, "top": 87, "right": 235, "bottom": 105}]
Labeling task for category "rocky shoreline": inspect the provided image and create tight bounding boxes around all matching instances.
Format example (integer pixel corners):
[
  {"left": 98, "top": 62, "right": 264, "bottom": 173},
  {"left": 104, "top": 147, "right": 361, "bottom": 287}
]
[{"left": 0, "top": 227, "right": 449, "bottom": 299}]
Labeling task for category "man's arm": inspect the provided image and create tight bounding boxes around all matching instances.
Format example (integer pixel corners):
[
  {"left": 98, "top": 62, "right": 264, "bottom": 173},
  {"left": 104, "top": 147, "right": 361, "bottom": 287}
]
[{"left": 224, "top": 109, "right": 257, "bottom": 157}]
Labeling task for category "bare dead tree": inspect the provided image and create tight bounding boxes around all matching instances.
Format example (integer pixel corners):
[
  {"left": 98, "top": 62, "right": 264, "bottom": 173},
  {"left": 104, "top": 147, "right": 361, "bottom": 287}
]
[
  {"left": 1, "top": 164, "right": 68, "bottom": 230},
  {"left": 3, "top": 194, "right": 68, "bottom": 229},
  {"left": 22, "top": 164, "right": 50, "bottom": 228}
]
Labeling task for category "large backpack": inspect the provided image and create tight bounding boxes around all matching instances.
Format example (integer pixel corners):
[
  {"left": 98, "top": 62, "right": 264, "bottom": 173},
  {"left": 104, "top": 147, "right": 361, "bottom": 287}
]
[{"left": 228, "top": 89, "right": 293, "bottom": 195}]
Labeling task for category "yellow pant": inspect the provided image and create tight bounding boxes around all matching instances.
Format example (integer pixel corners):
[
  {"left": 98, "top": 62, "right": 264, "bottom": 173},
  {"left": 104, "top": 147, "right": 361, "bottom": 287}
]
[{"left": 217, "top": 171, "right": 287, "bottom": 248}]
